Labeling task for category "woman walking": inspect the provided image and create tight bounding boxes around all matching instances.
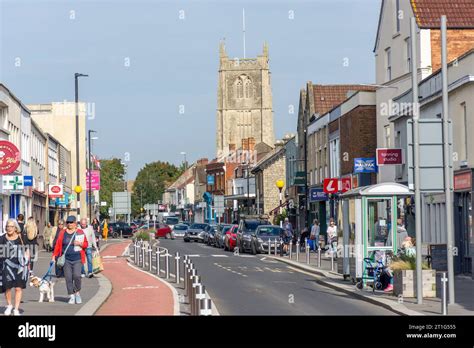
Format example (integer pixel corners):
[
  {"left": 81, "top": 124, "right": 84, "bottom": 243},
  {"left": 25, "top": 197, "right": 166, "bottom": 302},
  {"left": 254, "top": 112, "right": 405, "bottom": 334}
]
[
  {"left": 0, "top": 219, "right": 30, "bottom": 315},
  {"left": 51, "top": 216, "right": 88, "bottom": 304}
]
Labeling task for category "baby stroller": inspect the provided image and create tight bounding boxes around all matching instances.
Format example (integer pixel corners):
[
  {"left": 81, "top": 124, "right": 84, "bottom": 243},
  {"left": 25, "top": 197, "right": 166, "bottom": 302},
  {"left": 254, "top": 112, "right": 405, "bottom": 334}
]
[{"left": 356, "top": 257, "right": 385, "bottom": 291}]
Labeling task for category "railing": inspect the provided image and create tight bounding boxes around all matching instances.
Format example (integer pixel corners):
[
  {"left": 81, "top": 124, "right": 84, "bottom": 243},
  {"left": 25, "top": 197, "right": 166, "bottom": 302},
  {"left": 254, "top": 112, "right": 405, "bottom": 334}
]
[{"left": 130, "top": 239, "right": 213, "bottom": 316}]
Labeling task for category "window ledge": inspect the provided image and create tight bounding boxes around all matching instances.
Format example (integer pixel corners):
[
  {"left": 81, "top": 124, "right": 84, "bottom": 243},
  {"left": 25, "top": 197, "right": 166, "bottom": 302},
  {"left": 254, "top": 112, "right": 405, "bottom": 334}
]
[{"left": 392, "top": 32, "right": 401, "bottom": 39}]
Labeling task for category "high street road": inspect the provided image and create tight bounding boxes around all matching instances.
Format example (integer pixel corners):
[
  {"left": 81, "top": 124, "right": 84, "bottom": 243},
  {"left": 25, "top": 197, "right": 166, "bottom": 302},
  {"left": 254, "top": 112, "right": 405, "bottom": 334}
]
[{"left": 158, "top": 238, "right": 396, "bottom": 315}]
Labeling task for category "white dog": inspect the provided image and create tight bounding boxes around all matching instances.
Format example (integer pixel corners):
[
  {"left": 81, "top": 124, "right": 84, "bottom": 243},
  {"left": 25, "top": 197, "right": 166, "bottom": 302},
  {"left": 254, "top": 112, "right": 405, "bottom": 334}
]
[{"left": 29, "top": 276, "right": 55, "bottom": 303}]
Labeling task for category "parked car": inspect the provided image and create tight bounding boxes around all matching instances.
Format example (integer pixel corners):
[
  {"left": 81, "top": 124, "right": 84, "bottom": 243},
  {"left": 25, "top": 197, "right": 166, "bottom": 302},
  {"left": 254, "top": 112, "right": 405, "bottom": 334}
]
[
  {"left": 101, "top": 221, "right": 134, "bottom": 238},
  {"left": 164, "top": 216, "right": 180, "bottom": 230},
  {"left": 182, "top": 221, "right": 191, "bottom": 226},
  {"left": 184, "top": 223, "right": 209, "bottom": 242},
  {"left": 204, "top": 225, "right": 218, "bottom": 246},
  {"left": 155, "top": 223, "right": 174, "bottom": 239},
  {"left": 236, "top": 217, "right": 271, "bottom": 253},
  {"left": 223, "top": 225, "right": 239, "bottom": 251},
  {"left": 172, "top": 223, "right": 188, "bottom": 237},
  {"left": 249, "top": 225, "right": 284, "bottom": 254},
  {"left": 214, "top": 224, "right": 232, "bottom": 248}
]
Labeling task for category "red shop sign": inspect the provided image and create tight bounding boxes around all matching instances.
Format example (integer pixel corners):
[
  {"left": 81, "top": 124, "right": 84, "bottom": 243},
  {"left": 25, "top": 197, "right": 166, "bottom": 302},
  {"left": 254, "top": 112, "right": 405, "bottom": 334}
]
[
  {"left": 454, "top": 172, "right": 472, "bottom": 191},
  {"left": 0, "top": 141, "right": 21, "bottom": 175},
  {"left": 376, "top": 148, "right": 404, "bottom": 166}
]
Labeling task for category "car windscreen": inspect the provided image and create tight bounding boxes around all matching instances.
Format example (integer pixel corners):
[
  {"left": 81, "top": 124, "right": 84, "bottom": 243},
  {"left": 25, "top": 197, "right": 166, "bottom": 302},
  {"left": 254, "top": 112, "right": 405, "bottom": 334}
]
[
  {"left": 165, "top": 217, "right": 179, "bottom": 225},
  {"left": 190, "top": 224, "right": 207, "bottom": 230},
  {"left": 257, "top": 227, "right": 282, "bottom": 236},
  {"left": 244, "top": 221, "right": 270, "bottom": 232},
  {"left": 174, "top": 225, "right": 187, "bottom": 230}
]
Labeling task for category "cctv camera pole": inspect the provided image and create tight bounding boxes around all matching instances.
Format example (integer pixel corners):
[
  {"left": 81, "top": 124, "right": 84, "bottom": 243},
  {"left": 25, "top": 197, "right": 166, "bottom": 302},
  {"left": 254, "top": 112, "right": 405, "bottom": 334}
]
[
  {"left": 410, "top": 17, "right": 423, "bottom": 304},
  {"left": 441, "top": 15, "right": 455, "bottom": 304}
]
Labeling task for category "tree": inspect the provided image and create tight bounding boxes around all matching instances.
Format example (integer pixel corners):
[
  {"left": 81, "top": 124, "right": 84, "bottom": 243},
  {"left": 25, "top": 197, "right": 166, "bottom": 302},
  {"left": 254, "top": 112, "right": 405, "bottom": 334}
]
[
  {"left": 131, "top": 161, "right": 183, "bottom": 217},
  {"left": 99, "top": 158, "right": 125, "bottom": 219}
]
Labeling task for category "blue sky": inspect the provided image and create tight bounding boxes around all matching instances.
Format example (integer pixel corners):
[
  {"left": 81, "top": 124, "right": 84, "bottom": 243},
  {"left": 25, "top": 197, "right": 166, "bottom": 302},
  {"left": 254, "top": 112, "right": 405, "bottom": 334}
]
[{"left": 0, "top": 0, "right": 379, "bottom": 178}]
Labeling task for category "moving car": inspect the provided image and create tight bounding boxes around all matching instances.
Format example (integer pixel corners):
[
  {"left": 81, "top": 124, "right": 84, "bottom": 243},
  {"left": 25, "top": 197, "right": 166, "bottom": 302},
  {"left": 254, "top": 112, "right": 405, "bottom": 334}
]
[
  {"left": 223, "top": 225, "right": 239, "bottom": 251},
  {"left": 214, "top": 224, "right": 232, "bottom": 248},
  {"left": 172, "top": 223, "right": 188, "bottom": 237},
  {"left": 249, "top": 225, "right": 284, "bottom": 254},
  {"left": 236, "top": 217, "right": 271, "bottom": 253},
  {"left": 184, "top": 223, "right": 209, "bottom": 242},
  {"left": 155, "top": 223, "right": 174, "bottom": 239}
]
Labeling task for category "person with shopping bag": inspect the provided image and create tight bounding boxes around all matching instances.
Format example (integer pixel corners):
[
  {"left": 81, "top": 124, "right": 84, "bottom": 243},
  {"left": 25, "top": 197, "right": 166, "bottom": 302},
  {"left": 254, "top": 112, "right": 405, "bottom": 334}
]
[
  {"left": 79, "top": 218, "right": 99, "bottom": 278},
  {"left": 309, "top": 219, "right": 320, "bottom": 251}
]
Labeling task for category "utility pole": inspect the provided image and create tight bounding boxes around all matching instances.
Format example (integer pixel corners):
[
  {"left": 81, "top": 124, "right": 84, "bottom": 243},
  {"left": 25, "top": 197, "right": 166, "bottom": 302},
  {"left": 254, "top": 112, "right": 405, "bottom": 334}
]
[
  {"left": 75, "top": 73, "right": 88, "bottom": 219},
  {"left": 88, "top": 129, "right": 97, "bottom": 222},
  {"left": 410, "top": 17, "right": 423, "bottom": 304},
  {"left": 441, "top": 15, "right": 455, "bottom": 304}
]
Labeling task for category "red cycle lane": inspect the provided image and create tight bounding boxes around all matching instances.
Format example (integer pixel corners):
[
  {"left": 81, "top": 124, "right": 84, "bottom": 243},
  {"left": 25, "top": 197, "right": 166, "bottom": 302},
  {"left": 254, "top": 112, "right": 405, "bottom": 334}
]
[{"left": 95, "top": 241, "right": 175, "bottom": 315}]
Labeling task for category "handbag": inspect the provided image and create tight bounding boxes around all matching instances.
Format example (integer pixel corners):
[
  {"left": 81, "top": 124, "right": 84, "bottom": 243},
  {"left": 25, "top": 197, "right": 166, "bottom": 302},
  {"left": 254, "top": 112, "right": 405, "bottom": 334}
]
[
  {"left": 56, "top": 231, "right": 76, "bottom": 268},
  {"left": 92, "top": 250, "right": 104, "bottom": 274}
]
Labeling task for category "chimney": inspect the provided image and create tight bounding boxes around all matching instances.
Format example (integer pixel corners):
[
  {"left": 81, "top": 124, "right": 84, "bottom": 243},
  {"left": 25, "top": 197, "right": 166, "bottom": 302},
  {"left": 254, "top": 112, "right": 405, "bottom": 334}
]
[
  {"left": 241, "top": 137, "right": 256, "bottom": 151},
  {"left": 197, "top": 158, "right": 208, "bottom": 166}
]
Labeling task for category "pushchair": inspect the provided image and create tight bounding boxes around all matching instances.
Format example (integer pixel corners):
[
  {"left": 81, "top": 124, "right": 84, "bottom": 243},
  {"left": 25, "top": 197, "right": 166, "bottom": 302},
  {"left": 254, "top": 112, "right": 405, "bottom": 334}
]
[{"left": 355, "top": 257, "right": 385, "bottom": 291}]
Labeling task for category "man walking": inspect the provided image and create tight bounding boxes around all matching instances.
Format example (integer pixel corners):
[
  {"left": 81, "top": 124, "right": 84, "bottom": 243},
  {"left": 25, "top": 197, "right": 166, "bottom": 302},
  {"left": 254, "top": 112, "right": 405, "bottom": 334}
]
[
  {"left": 282, "top": 218, "right": 293, "bottom": 255},
  {"left": 79, "top": 218, "right": 99, "bottom": 278}
]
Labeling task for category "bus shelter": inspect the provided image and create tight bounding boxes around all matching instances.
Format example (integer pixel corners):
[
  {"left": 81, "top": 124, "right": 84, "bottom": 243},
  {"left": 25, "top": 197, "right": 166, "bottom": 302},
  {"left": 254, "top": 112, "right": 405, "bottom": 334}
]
[{"left": 339, "top": 183, "right": 413, "bottom": 284}]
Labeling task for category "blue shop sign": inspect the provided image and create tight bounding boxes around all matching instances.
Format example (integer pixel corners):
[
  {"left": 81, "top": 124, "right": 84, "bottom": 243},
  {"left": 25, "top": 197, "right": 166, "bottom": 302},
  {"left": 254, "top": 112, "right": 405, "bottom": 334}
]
[
  {"left": 309, "top": 188, "right": 328, "bottom": 202},
  {"left": 23, "top": 176, "right": 33, "bottom": 187},
  {"left": 207, "top": 175, "right": 215, "bottom": 185},
  {"left": 354, "top": 158, "right": 378, "bottom": 173},
  {"left": 56, "top": 193, "right": 69, "bottom": 206}
]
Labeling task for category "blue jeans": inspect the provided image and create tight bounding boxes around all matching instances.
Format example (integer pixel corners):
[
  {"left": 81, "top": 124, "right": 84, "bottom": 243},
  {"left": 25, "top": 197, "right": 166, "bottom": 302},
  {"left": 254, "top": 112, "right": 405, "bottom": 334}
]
[{"left": 81, "top": 248, "right": 93, "bottom": 275}]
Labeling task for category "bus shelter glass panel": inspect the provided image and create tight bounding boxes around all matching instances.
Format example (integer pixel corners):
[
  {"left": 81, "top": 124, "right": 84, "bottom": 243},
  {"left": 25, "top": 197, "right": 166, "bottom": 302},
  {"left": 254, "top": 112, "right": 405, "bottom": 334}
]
[{"left": 367, "top": 198, "right": 394, "bottom": 248}]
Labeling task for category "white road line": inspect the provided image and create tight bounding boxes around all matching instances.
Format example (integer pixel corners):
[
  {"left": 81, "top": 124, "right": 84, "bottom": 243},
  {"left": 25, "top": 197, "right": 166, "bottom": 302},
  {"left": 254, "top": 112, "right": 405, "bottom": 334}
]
[
  {"left": 211, "top": 255, "right": 228, "bottom": 257},
  {"left": 187, "top": 254, "right": 200, "bottom": 257}
]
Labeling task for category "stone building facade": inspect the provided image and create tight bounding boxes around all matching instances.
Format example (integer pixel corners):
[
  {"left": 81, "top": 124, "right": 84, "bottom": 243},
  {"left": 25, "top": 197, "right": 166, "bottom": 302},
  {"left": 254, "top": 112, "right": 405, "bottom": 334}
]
[{"left": 216, "top": 42, "right": 275, "bottom": 158}]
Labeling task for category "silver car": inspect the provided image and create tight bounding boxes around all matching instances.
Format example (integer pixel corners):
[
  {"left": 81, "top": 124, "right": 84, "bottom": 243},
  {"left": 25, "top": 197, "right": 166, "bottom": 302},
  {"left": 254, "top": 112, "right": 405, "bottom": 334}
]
[
  {"left": 184, "top": 223, "right": 209, "bottom": 242},
  {"left": 173, "top": 223, "right": 188, "bottom": 238}
]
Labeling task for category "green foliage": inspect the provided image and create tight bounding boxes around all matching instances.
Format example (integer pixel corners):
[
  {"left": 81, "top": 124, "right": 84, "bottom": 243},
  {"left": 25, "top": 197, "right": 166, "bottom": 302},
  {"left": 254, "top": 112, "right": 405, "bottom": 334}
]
[
  {"left": 274, "top": 209, "right": 288, "bottom": 226},
  {"left": 99, "top": 158, "right": 125, "bottom": 219},
  {"left": 391, "top": 253, "right": 430, "bottom": 270},
  {"left": 131, "top": 161, "right": 183, "bottom": 216},
  {"left": 132, "top": 230, "right": 152, "bottom": 241}
]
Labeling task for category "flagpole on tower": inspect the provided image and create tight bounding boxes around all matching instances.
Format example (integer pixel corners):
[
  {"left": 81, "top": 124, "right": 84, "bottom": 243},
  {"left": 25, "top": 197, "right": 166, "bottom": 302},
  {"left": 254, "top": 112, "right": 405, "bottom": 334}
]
[{"left": 243, "top": 8, "right": 246, "bottom": 59}]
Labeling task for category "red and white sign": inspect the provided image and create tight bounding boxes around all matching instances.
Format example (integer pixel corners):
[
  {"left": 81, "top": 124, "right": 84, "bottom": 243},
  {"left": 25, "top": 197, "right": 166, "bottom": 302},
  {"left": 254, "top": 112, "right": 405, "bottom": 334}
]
[
  {"left": 0, "top": 141, "right": 21, "bottom": 175},
  {"left": 86, "top": 170, "right": 101, "bottom": 191},
  {"left": 323, "top": 178, "right": 339, "bottom": 194},
  {"left": 376, "top": 148, "right": 404, "bottom": 166},
  {"left": 454, "top": 171, "right": 472, "bottom": 191},
  {"left": 340, "top": 177, "right": 352, "bottom": 193},
  {"left": 48, "top": 184, "right": 63, "bottom": 198}
]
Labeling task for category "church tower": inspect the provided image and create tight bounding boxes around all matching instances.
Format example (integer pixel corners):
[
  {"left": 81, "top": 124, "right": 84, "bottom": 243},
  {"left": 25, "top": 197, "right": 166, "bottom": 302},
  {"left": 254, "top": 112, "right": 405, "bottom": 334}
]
[{"left": 216, "top": 41, "right": 275, "bottom": 158}]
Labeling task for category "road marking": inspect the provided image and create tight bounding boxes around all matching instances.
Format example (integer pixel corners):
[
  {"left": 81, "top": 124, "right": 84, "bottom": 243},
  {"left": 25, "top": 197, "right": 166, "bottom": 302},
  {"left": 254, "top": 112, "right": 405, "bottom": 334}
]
[
  {"left": 211, "top": 255, "right": 228, "bottom": 257},
  {"left": 237, "top": 255, "right": 255, "bottom": 258},
  {"left": 187, "top": 254, "right": 200, "bottom": 257},
  {"left": 122, "top": 285, "right": 161, "bottom": 290},
  {"left": 103, "top": 255, "right": 117, "bottom": 259}
]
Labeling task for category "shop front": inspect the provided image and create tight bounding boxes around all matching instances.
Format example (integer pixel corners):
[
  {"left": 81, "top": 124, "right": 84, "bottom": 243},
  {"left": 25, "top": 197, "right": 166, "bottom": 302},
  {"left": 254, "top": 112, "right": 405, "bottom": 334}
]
[{"left": 454, "top": 169, "right": 473, "bottom": 275}]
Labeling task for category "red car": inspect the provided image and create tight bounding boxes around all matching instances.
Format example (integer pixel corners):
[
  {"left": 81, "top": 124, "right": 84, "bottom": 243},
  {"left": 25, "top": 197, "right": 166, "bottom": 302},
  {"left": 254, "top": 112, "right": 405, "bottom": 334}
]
[
  {"left": 224, "top": 225, "right": 238, "bottom": 251},
  {"left": 155, "top": 223, "right": 174, "bottom": 239}
]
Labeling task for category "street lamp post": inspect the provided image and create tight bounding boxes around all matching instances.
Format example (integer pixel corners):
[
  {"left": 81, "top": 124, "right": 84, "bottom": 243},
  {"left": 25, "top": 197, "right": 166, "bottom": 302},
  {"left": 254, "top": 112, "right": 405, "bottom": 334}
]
[
  {"left": 276, "top": 180, "right": 284, "bottom": 215},
  {"left": 88, "top": 130, "right": 97, "bottom": 222},
  {"left": 75, "top": 72, "right": 88, "bottom": 219},
  {"left": 180, "top": 152, "right": 187, "bottom": 170}
]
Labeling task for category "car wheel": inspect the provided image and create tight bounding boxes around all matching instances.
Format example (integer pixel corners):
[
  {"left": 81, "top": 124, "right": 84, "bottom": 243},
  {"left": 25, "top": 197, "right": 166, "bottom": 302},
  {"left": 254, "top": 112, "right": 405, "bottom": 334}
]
[
  {"left": 166, "top": 233, "right": 171, "bottom": 239},
  {"left": 251, "top": 243, "right": 257, "bottom": 255},
  {"left": 184, "top": 238, "right": 189, "bottom": 242},
  {"left": 239, "top": 242, "right": 245, "bottom": 254}
]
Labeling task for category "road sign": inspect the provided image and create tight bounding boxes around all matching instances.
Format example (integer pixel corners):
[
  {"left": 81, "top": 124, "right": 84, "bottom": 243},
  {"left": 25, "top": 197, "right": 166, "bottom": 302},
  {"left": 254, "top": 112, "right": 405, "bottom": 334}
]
[
  {"left": 323, "top": 178, "right": 339, "bottom": 194},
  {"left": 112, "top": 192, "right": 131, "bottom": 214},
  {"left": 100, "top": 201, "right": 107, "bottom": 206},
  {"left": 214, "top": 195, "right": 225, "bottom": 214},
  {"left": 309, "top": 188, "right": 328, "bottom": 202},
  {"left": 354, "top": 158, "right": 378, "bottom": 173},
  {"left": 340, "top": 177, "right": 352, "bottom": 193},
  {"left": 376, "top": 148, "right": 403, "bottom": 166}
]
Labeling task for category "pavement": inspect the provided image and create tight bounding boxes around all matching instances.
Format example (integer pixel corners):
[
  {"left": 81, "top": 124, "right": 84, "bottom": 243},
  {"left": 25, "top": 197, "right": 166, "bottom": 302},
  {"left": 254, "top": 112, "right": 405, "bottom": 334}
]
[
  {"left": 265, "top": 247, "right": 474, "bottom": 316},
  {"left": 156, "top": 238, "right": 398, "bottom": 315},
  {"left": 95, "top": 240, "right": 177, "bottom": 315},
  {"left": 0, "top": 241, "right": 115, "bottom": 316}
]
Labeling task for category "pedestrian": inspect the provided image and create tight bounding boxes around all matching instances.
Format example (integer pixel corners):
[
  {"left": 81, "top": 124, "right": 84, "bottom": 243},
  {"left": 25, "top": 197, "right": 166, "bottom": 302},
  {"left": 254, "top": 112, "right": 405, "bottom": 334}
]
[
  {"left": 0, "top": 218, "right": 30, "bottom": 315},
  {"left": 309, "top": 219, "right": 320, "bottom": 251},
  {"left": 386, "top": 218, "right": 409, "bottom": 250},
  {"left": 16, "top": 214, "right": 25, "bottom": 234},
  {"left": 92, "top": 218, "right": 100, "bottom": 235},
  {"left": 103, "top": 219, "right": 108, "bottom": 241},
  {"left": 23, "top": 217, "right": 39, "bottom": 275},
  {"left": 282, "top": 218, "right": 293, "bottom": 255},
  {"left": 43, "top": 222, "right": 53, "bottom": 252},
  {"left": 327, "top": 218, "right": 338, "bottom": 258},
  {"left": 51, "top": 215, "right": 88, "bottom": 305},
  {"left": 79, "top": 218, "right": 99, "bottom": 278}
]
